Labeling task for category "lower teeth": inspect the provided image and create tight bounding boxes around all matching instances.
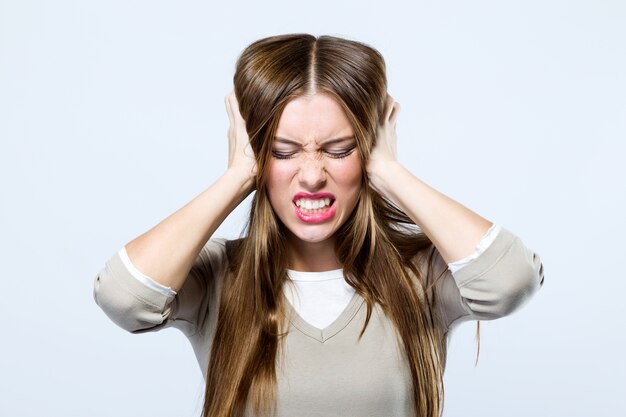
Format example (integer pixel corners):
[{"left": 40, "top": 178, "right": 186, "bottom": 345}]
[{"left": 299, "top": 205, "right": 330, "bottom": 213}]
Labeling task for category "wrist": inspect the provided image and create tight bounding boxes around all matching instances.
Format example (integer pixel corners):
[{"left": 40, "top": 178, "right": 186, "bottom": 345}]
[
  {"left": 223, "top": 166, "right": 256, "bottom": 198},
  {"left": 368, "top": 160, "right": 404, "bottom": 198}
]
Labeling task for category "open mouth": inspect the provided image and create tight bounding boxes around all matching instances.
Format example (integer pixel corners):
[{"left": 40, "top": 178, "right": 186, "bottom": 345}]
[
  {"left": 293, "top": 196, "right": 335, "bottom": 213},
  {"left": 291, "top": 193, "right": 337, "bottom": 222}
]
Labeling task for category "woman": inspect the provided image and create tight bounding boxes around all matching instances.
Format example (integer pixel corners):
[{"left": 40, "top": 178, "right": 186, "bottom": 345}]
[{"left": 93, "top": 34, "right": 544, "bottom": 417}]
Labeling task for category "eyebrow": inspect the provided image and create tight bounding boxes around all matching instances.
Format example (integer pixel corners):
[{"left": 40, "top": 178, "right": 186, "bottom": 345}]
[{"left": 274, "top": 136, "right": 355, "bottom": 146}]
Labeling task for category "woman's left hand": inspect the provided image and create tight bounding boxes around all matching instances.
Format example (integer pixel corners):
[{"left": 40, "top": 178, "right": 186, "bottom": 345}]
[{"left": 366, "top": 93, "right": 401, "bottom": 195}]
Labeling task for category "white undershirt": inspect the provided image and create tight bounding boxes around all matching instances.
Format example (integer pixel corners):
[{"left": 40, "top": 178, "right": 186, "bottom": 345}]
[
  {"left": 118, "top": 224, "right": 501, "bottom": 330},
  {"left": 283, "top": 268, "right": 354, "bottom": 329}
]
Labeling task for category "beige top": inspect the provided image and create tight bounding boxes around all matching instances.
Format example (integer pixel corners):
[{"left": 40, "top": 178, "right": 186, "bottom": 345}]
[{"left": 93, "top": 226, "right": 544, "bottom": 416}]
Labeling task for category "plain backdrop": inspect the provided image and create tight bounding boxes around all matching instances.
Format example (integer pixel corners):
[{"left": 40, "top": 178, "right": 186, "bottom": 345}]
[{"left": 1, "top": 1, "right": 624, "bottom": 416}]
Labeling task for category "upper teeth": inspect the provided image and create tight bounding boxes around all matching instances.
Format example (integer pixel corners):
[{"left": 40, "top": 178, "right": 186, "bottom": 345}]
[{"left": 295, "top": 198, "right": 332, "bottom": 210}]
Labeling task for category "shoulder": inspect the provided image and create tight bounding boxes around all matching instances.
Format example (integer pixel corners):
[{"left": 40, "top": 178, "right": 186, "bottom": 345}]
[
  {"left": 199, "top": 237, "right": 240, "bottom": 272},
  {"left": 199, "top": 236, "right": 249, "bottom": 278}
]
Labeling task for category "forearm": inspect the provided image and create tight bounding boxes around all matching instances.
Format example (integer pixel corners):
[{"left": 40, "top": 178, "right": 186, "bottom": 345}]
[
  {"left": 370, "top": 161, "right": 493, "bottom": 264},
  {"left": 124, "top": 167, "right": 253, "bottom": 292}
]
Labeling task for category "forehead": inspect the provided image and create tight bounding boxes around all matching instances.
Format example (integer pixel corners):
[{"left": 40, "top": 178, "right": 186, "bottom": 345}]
[{"left": 275, "top": 93, "right": 354, "bottom": 144}]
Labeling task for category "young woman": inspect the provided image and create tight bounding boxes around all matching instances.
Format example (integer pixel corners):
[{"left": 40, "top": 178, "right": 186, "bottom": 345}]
[{"left": 94, "top": 34, "right": 544, "bottom": 417}]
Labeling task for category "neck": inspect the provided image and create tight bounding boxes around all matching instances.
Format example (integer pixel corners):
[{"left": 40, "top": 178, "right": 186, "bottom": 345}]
[{"left": 286, "top": 234, "right": 341, "bottom": 272}]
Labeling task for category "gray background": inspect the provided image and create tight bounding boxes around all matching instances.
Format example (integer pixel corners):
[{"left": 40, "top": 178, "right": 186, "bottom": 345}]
[{"left": 1, "top": 0, "right": 624, "bottom": 416}]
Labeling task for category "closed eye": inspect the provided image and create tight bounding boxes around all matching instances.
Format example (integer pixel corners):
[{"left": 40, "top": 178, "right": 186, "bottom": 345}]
[
  {"left": 271, "top": 150, "right": 298, "bottom": 160},
  {"left": 325, "top": 146, "right": 356, "bottom": 159},
  {"left": 271, "top": 145, "right": 357, "bottom": 160}
]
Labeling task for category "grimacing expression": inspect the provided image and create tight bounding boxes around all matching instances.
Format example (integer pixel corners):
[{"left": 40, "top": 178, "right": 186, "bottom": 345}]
[{"left": 267, "top": 93, "right": 362, "bottom": 247}]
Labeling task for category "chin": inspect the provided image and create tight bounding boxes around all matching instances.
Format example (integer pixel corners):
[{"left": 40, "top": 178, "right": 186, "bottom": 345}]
[{"left": 289, "top": 226, "right": 335, "bottom": 244}]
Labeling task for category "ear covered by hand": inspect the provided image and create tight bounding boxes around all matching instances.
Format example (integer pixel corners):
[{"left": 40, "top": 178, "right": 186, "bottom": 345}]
[
  {"left": 224, "top": 91, "right": 258, "bottom": 186},
  {"left": 366, "top": 93, "right": 400, "bottom": 192}
]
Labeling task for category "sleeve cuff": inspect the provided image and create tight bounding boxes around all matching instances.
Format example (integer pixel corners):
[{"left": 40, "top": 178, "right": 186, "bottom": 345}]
[
  {"left": 447, "top": 223, "right": 501, "bottom": 273},
  {"left": 118, "top": 247, "right": 178, "bottom": 297},
  {"left": 447, "top": 226, "right": 544, "bottom": 319}
]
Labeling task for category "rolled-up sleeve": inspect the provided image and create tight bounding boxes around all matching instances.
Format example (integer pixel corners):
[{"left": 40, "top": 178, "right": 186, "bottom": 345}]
[
  {"left": 93, "top": 238, "right": 228, "bottom": 336},
  {"left": 93, "top": 250, "right": 176, "bottom": 333},
  {"left": 429, "top": 227, "right": 545, "bottom": 330}
]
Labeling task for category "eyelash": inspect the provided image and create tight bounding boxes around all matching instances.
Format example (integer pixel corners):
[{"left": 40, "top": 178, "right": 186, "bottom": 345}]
[{"left": 272, "top": 147, "right": 356, "bottom": 160}]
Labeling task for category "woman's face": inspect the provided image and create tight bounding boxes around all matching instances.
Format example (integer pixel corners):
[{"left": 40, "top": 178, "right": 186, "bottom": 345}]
[{"left": 267, "top": 92, "right": 362, "bottom": 247}]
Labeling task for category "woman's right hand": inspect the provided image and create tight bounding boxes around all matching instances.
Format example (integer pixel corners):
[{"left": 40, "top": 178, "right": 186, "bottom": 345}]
[
  {"left": 225, "top": 91, "right": 257, "bottom": 191},
  {"left": 107, "top": 92, "right": 260, "bottom": 299}
]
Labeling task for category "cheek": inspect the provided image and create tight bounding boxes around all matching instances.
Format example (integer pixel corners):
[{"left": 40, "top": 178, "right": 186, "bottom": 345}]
[
  {"left": 331, "top": 157, "right": 362, "bottom": 190},
  {"left": 267, "top": 163, "right": 296, "bottom": 202}
]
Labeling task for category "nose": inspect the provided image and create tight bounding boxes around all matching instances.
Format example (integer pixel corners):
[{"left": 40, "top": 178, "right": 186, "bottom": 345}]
[{"left": 297, "top": 153, "right": 327, "bottom": 191}]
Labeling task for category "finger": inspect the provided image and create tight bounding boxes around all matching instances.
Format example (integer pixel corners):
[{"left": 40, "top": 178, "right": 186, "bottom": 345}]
[
  {"left": 230, "top": 94, "right": 246, "bottom": 125},
  {"left": 225, "top": 92, "right": 234, "bottom": 126},
  {"left": 389, "top": 102, "right": 400, "bottom": 125},
  {"left": 384, "top": 94, "right": 395, "bottom": 121},
  {"left": 243, "top": 142, "right": 255, "bottom": 158}
]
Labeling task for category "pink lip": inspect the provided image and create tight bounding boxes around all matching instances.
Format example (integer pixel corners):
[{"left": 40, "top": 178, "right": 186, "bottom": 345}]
[
  {"left": 292, "top": 192, "right": 336, "bottom": 201},
  {"left": 292, "top": 192, "right": 337, "bottom": 223}
]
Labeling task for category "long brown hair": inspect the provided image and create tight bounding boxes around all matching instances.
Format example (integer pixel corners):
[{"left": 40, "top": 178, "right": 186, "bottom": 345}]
[{"left": 203, "top": 34, "right": 449, "bottom": 417}]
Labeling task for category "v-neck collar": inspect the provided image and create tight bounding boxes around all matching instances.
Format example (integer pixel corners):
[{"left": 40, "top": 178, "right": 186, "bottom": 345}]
[{"left": 285, "top": 290, "right": 365, "bottom": 343}]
